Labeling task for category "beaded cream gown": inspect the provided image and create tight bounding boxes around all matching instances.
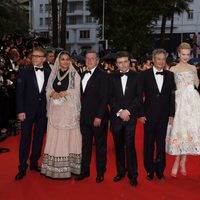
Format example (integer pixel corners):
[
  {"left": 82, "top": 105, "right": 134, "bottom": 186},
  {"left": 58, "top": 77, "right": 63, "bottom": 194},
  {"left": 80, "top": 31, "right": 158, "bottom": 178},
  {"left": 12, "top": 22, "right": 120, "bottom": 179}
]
[
  {"left": 41, "top": 65, "right": 82, "bottom": 179},
  {"left": 166, "top": 71, "right": 200, "bottom": 155}
]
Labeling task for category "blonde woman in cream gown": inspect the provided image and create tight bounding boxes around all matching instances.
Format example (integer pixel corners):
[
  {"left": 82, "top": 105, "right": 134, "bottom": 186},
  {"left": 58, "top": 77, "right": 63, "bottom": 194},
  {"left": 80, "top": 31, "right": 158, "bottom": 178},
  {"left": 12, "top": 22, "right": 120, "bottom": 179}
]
[
  {"left": 41, "top": 51, "right": 82, "bottom": 179},
  {"left": 166, "top": 43, "right": 200, "bottom": 177}
]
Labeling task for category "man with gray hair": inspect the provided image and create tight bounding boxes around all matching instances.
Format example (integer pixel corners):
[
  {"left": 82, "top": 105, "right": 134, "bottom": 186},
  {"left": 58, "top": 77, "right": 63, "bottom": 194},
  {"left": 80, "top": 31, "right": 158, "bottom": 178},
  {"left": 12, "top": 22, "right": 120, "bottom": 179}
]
[
  {"left": 138, "top": 49, "right": 176, "bottom": 181},
  {"left": 76, "top": 50, "right": 109, "bottom": 183}
]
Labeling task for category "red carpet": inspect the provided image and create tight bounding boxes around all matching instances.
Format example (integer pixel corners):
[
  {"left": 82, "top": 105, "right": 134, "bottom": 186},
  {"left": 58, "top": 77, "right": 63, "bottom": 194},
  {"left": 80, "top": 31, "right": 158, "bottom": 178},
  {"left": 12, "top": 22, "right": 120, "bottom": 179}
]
[{"left": 0, "top": 122, "right": 200, "bottom": 200}]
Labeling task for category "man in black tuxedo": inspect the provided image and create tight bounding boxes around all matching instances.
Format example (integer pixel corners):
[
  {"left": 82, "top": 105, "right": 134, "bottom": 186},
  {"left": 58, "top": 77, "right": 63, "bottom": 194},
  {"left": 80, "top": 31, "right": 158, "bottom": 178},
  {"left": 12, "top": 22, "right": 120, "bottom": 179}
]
[
  {"left": 76, "top": 51, "right": 109, "bottom": 183},
  {"left": 43, "top": 50, "right": 55, "bottom": 71},
  {"left": 139, "top": 49, "right": 176, "bottom": 181},
  {"left": 109, "top": 51, "right": 139, "bottom": 187},
  {"left": 15, "top": 47, "right": 50, "bottom": 180}
]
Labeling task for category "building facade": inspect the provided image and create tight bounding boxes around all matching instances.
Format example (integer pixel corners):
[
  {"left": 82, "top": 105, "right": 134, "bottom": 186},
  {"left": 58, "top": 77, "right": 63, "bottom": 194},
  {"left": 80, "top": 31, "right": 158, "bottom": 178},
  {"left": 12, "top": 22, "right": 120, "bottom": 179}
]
[
  {"left": 153, "top": 0, "right": 200, "bottom": 57},
  {"left": 29, "top": 0, "right": 200, "bottom": 56},
  {"left": 29, "top": 0, "right": 99, "bottom": 53}
]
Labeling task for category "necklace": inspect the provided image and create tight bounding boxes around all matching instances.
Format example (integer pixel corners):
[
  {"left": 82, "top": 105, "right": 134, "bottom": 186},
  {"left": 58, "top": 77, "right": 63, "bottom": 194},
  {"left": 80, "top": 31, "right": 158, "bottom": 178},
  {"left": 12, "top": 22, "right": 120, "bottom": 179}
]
[{"left": 56, "top": 69, "right": 69, "bottom": 85}]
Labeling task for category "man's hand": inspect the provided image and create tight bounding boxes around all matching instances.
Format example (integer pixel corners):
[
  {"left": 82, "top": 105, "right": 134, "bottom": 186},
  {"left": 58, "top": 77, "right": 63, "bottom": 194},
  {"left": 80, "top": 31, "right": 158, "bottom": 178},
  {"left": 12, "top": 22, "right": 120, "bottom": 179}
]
[
  {"left": 18, "top": 112, "right": 26, "bottom": 121},
  {"left": 93, "top": 118, "right": 102, "bottom": 127},
  {"left": 168, "top": 117, "right": 174, "bottom": 125},
  {"left": 123, "top": 115, "right": 130, "bottom": 122},
  {"left": 139, "top": 116, "right": 147, "bottom": 124},
  {"left": 119, "top": 110, "right": 130, "bottom": 121}
]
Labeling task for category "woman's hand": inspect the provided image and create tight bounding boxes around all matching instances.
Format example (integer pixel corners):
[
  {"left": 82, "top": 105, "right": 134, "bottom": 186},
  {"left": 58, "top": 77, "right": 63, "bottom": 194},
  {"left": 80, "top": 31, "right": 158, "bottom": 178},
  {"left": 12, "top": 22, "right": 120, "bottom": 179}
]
[
  {"left": 51, "top": 92, "right": 60, "bottom": 99},
  {"left": 59, "top": 91, "right": 67, "bottom": 98},
  {"left": 50, "top": 91, "right": 68, "bottom": 99}
]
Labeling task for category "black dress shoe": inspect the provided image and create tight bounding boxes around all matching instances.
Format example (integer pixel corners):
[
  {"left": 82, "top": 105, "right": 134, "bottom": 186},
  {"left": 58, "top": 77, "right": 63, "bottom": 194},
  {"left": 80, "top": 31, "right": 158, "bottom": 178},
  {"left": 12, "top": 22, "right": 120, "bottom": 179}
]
[
  {"left": 15, "top": 171, "right": 26, "bottom": 180},
  {"left": 146, "top": 173, "right": 154, "bottom": 181},
  {"left": 75, "top": 172, "right": 90, "bottom": 181},
  {"left": 30, "top": 166, "right": 41, "bottom": 172},
  {"left": 96, "top": 175, "right": 104, "bottom": 183},
  {"left": 130, "top": 178, "right": 138, "bottom": 187},
  {"left": 155, "top": 170, "right": 165, "bottom": 180},
  {"left": 157, "top": 174, "right": 165, "bottom": 180},
  {"left": 113, "top": 174, "right": 125, "bottom": 182}
]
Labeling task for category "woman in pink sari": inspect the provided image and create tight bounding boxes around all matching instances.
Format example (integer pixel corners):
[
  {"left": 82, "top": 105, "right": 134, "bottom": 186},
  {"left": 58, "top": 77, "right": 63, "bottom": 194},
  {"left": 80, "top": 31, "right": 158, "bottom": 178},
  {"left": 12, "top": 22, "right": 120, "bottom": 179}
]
[{"left": 41, "top": 51, "right": 82, "bottom": 179}]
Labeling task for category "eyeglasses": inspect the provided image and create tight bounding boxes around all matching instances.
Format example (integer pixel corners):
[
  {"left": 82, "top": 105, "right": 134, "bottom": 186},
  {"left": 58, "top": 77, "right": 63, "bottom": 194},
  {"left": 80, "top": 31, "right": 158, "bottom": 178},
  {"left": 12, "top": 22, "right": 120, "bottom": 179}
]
[{"left": 32, "top": 55, "right": 45, "bottom": 58}]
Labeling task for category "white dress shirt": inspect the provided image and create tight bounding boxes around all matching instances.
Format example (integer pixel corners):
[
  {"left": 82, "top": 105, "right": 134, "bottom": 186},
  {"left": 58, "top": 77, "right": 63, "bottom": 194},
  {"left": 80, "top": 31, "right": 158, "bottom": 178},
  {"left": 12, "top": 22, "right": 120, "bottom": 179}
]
[
  {"left": 34, "top": 66, "right": 44, "bottom": 93},
  {"left": 81, "top": 67, "right": 96, "bottom": 92},
  {"left": 116, "top": 70, "right": 130, "bottom": 117},
  {"left": 153, "top": 66, "right": 164, "bottom": 93},
  {"left": 120, "top": 70, "right": 129, "bottom": 95}
]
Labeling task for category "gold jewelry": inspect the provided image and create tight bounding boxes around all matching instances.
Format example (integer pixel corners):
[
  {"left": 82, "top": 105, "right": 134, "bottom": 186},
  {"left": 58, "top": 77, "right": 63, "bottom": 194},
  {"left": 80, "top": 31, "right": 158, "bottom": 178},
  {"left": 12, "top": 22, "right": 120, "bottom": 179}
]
[{"left": 56, "top": 69, "right": 69, "bottom": 85}]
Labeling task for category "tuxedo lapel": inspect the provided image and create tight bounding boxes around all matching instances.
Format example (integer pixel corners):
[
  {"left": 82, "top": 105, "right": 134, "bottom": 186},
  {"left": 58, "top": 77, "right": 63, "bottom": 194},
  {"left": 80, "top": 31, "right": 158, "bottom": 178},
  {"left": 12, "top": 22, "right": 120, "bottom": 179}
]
[
  {"left": 160, "top": 70, "right": 167, "bottom": 94},
  {"left": 116, "top": 72, "right": 124, "bottom": 96},
  {"left": 40, "top": 67, "right": 48, "bottom": 93},
  {"left": 81, "top": 71, "right": 86, "bottom": 80},
  {"left": 80, "top": 83, "right": 83, "bottom": 95},
  {"left": 31, "top": 67, "right": 40, "bottom": 93},
  {"left": 84, "top": 67, "right": 99, "bottom": 94},
  {"left": 124, "top": 72, "right": 131, "bottom": 96},
  {"left": 150, "top": 68, "right": 160, "bottom": 93}
]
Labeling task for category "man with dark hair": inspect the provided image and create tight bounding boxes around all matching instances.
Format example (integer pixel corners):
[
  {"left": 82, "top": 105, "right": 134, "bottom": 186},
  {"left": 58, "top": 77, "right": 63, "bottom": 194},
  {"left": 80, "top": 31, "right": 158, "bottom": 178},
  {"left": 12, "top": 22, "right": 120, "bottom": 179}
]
[
  {"left": 43, "top": 50, "right": 55, "bottom": 71},
  {"left": 76, "top": 50, "right": 109, "bottom": 183},
  {"left": 109, "top": 51, "right": 139, "bottom": 186},
  {"left": 15, "top": 47, "right": 50, "bottom": 180},
  {"left": 139, "top": 49, "right": 176, "bottom": 181}
]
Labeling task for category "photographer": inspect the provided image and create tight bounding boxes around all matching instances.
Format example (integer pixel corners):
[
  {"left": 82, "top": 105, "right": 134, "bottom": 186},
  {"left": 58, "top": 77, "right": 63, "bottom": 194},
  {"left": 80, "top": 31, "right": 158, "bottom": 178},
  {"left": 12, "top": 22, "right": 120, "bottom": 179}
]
[{"left": 0, "top": 56, "right": 9, "bottom": 135}]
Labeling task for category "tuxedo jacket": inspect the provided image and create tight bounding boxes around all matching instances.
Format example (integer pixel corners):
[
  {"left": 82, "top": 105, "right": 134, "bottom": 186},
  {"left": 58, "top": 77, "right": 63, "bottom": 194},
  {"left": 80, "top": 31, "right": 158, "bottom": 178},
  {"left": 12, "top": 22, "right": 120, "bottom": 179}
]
[
  {"left": 80, "top": 67, "right": 109, "bottom": 124},
  {"left": 16, "top": 65, "right": 50, "bottom": 119},
  {"left": 139, "top": 68, "right": 176, "bottom": 123},
  {"left": 109, "top": 70, "right": 140, "bottom": 125},
  {"left": 43, "top": 61, "right": 52, "bottom": 72}
]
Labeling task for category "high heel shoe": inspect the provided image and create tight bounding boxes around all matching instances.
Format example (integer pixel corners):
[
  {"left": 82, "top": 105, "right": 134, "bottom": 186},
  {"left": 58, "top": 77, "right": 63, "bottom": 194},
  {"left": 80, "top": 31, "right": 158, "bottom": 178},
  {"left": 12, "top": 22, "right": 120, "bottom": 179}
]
[
  {"left": 171, "top": 172, "right": 177, "bottom": 178},
  {"left": 180, "top": 158, "right": 187, "bottom": 177},
  {"left": 180, "top": 171, "right": 187, "bottom": 176},
  {"left": 171, "top": 163, "right": 179, "bottom": 178}
]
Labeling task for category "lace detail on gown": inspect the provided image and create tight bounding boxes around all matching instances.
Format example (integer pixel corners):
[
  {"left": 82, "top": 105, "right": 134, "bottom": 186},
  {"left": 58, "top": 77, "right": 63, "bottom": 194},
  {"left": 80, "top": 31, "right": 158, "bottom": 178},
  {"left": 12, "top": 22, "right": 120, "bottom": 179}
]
[{"left": 166, "top": 71, "right": 200, "bottom": 155}]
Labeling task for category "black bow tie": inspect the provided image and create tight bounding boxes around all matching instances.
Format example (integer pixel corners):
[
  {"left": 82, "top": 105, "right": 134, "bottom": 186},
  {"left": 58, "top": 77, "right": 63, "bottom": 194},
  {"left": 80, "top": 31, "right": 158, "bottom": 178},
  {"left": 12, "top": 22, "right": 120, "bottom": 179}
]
[
  {"left": 120, "top": 72, "right": 129, "bottom": 77},
  {"left": 84, "top": 70, "right": 91, "bottom": 74},
  {"left": 156, "top": 71, "right": 164, "bottom": 75},
  {"left": 35, "top": 67, "right": 44, "bottom": 71}
]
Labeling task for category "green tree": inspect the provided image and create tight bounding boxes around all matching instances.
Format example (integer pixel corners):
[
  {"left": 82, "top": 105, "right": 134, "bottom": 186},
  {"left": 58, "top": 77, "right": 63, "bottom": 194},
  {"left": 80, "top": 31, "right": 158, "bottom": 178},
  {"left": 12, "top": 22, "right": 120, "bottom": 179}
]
[
  {"left": 159, "top": 0, "right": 191, "bottom": 48},
  {"left": 51, "top": 0, "right": 58, "bottom": 47},
  {"left": 89, "top": 0, "right": 164, "bottom": 57},
  {"left": 0, "top": 0, "right": 28, "bottom": 35},
  {"left": 60, "top": 0, "right": 68, "bottom": 49}
]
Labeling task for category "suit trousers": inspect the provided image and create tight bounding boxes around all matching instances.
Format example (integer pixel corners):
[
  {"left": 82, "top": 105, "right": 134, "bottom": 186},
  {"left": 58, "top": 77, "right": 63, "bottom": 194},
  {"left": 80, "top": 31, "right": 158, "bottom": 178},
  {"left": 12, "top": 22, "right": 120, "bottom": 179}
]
[
  {"left": 80, "top": 120, "right": 108, "bottom": 175},
  {"left": 112, "top": 122, "right": 138, "bottom": 179},
  {"left": 19, "top": 108, "right": 47, "bottom": 171},
  {"left": 143, "top": 121, "right": 168, "bottom": 175}
]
